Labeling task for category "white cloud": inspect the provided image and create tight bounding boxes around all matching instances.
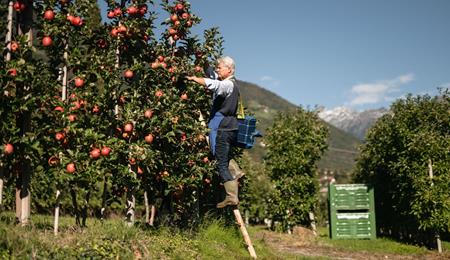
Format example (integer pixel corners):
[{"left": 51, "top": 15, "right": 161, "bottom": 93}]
[
  {"left": 260, "top": 75, "right": 280, "bottom": 87},
  {"left": 349, "top": 73, "right": 414, "bottom": 106}
]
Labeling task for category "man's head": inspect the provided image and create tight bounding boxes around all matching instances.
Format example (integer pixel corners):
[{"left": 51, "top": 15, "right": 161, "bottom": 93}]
[{"left": 215, "top": 56, "right": 235, "bottom": 80}]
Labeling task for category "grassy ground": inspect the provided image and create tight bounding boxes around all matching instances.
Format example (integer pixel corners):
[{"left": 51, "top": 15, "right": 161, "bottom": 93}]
[
  {"left": 0, "top": 212, "right": 281, "bottom": 259},
  {"left": 0, "top": 212, "right": 448, "bottom": 259}
]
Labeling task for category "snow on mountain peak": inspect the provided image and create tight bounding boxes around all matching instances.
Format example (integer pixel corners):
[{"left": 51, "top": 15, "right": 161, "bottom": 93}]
[{"left": 318, "top": 106, "right": 387, "bottom": 139}]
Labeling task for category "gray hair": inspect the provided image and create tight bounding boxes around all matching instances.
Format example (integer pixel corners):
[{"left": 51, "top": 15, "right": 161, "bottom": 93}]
[{"left": 217, "top": 56, "right": 235, "bottom": 74}]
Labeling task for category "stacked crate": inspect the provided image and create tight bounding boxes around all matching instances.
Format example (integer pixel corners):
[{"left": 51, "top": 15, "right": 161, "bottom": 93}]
[{"left": 328, "top": 184, "right": 376, "bottom": 239}]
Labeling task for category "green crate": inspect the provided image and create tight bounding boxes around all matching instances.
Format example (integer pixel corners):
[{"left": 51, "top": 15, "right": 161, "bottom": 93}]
[
  {"left": 331, "top": 212, "right": 376, "bottom": 239},
  {"left": 328, "top": 184, "right": 376, "bottom": 239},
  {"left": 329, "top": 184, "right": 373, "bottom": 210}
]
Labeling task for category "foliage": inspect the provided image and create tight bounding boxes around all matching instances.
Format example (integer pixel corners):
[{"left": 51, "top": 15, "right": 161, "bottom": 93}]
[
  {"left": 353, "top": 89, "right": 450, "bottom": 245},
  {"left": 264, "top": 108, "right": 328, "bottom": 231}
]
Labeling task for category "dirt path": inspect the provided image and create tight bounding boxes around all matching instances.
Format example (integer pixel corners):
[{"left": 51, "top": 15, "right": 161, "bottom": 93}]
[{"left": 254, "top": 229, "right": 449, "bottom": 260}]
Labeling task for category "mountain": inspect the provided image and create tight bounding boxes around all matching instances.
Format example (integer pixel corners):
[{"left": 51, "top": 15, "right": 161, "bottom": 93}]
[
  {"left": 318, "top": 106, "right": 387, "bottom": 139},
  {"left": 238, "top": 80, "right": 361, "bottom": 180}
]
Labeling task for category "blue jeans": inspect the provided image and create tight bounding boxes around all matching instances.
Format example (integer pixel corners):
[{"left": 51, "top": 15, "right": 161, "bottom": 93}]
[{"left": 215, "top": 130, "right": 237, "bottom": 183}]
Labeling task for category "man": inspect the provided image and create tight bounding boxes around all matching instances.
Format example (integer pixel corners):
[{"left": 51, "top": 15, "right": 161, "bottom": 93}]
[{"left": 186, "top": 56, "right": 240, "bottom": 208}]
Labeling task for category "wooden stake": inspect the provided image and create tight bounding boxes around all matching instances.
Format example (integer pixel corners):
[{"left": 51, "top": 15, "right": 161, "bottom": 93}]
[
  {"left": 126, "top": 193, "right": 135, "bottom": 227},
  {"left": 428, "top": 159, "right": 442, "bottom": 253},
  {"left": 5, "top": 1, "right": 13, "bottom": 62},
  {"left": 144, "top": 191, "right": 150, "bottom": 223},
  {"left": 54, "top": 190, "right": 60, "bottom": 235},
  {"left": 149, "top": 205, "right": 156, "bottom": 226},
  {"left": 309, "top": 212, "right": 317, "bottom": 236},
  {"left": 233, "top": 208, "right": 257, "bottom": 259},
  {"left": 0, "top": 163, "right": 4, "bottom": 207}
]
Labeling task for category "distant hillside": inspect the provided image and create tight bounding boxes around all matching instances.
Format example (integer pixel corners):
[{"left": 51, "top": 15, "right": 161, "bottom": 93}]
[{"left": 238, "top": 80, "right": 361, "bottom": 180}]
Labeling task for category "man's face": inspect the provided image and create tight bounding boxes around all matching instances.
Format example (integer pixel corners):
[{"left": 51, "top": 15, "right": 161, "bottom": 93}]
[{"left": 215, "top": 62, "right": 232, "bottom": 80}]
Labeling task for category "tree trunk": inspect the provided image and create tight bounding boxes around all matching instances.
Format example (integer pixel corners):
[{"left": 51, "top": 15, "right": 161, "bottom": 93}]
[
  {"left": 70, "top": 188, "right": 80, "bottom": 226},
  {"left": 81, "top": 190, "right": 90, "bottom": 227}
]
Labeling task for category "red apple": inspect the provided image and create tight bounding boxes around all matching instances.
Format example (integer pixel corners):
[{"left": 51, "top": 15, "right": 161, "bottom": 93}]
[
  {"left": 114, "top": 8, "right": 122, "bottom": 17},
  {"left": 44, "top": 10, "right": 55, "bottom": 20},
  {"left": 110, "top": 28, "right": 119, "bottom": 37},
  {"left": 180, "top": 93, "right": 188, "bottom": 100},
  {"left": 203, "top": 157, "right": 209, "bottom": 163},
  {"left": 118, "top": 25, "right": 127, "bottom": 33},
  {"left": 54, "top": 106, "right": 64, "bottom": 112},
  {"left": 168, "top": 28, "right": 177, "bottom": 35},
  {"left": 107, "top": 11, "right": 115, "bottom": 19},
  {"left": 157, "top": 55, "right": 165, "bottom": 62},
  {"left": 97, "top": 39, "right": 107, "bottom": 49},
  {"left": 66, "top": 163, "right": 76, "bottom": 173},
  {"left": 124, "top": 69, "right": 134, "bottom": 78},
  {"left": 90, "top": 148, "right": 101, "bottom": 159},
  {"left": 71, "top": 16, "right": 82, "bottom": 26},
  {"left": 137, "top": 166, "right": 143, "bottom": 175},
  {"left": 42, "top": 36, "right": 52, "bottom": 47},
  {"left": 8, "top": 68, "right": 17, "bottom": 77},
  {"left": 101, "top": 146, "right": 111, "bottom": 156},
  {"left": 145, "top": 134, "right": 154, "bottom": 144},
  {"left": 4, "top": 143, "right": 14, "bottom": 155},
  {"left": 155, "top": 90, "right": 163, "bottom": 97},
  {"left": 175, "top": 3, "right": 184, "bottom": 11},
  {"left": 127, "top": 6, "right": 138, "bottom": 15},
  {"left": 144, "top": 109, "right": 153, "bottom": 118},
  {"left": 13, "top": 1, "right": 25, "bottom": 12},
  {"left": 66, "top": 14, "right": 74, "bottom": 22},
  {"left": 10, "top": 41, "right": 19, "bottom": 52},
  {"left": 92, "top": 105, "right": 100, "bottom": 113},
  {"left": 74, "top": 77, "right": 84, "bottom": 87},
  {"left": 68, "top": 114, "right": 77, "bottom": 122},
  {"left": 55, "top": 132, "right": 65, "bottom": 141},
  {"left": 48, "top": 156, "right": 59, "bottom": 166},
  {"left": 181, "top": 13, "right": 189, "bottom": 20},
  {"left": 124, "top": 123, "right": 133, "bottom": 132},
  {"left": 170, "top": 14, "right": 178, "bottom": 22}
]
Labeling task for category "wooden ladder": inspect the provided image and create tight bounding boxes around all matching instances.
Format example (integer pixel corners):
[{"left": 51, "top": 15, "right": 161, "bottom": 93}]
[{"left": 233, "top": 208, "right": 257, "bottom": 259}]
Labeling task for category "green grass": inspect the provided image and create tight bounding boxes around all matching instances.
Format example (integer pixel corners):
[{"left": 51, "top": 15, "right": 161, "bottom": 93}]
[
  {"left": 317, "top": 227, "right": 443, "bottom": 256},
  {"left": 0, "top": 212, "right": 284, "bottom": 259}
]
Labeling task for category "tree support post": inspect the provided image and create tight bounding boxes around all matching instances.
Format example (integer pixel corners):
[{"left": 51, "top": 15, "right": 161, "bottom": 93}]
[
  {"left": 428, "top": 159, "right": 442, "bottom": 253},
  {"left": 54, "top": 190, "right": 61, "bottom": 235},
  {"left": 233, "top": 208, "right": 257, "bottom": 259}
]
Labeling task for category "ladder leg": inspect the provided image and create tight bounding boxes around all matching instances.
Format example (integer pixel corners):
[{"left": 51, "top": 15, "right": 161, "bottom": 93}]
[{"left": 233, "top": 208, "right": 257, "bottom": 259}]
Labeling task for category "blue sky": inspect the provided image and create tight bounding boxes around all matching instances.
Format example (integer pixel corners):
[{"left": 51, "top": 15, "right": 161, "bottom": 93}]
[{"left": 100, "top": 0, "right": 450, "bottom": 110}]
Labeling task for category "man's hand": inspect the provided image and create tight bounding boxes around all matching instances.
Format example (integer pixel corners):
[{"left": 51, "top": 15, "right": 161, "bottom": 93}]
[{"left": 186, "top": 75, "right": 206, "bottom": 86}]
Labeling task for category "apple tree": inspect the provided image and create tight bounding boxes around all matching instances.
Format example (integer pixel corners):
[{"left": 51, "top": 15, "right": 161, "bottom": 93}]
[
  {"left": 354, "top": 89, "right": 450, "bottom": 246},
  {"left": 264, "top": 108, "right": 328, "bottom": 232}
]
